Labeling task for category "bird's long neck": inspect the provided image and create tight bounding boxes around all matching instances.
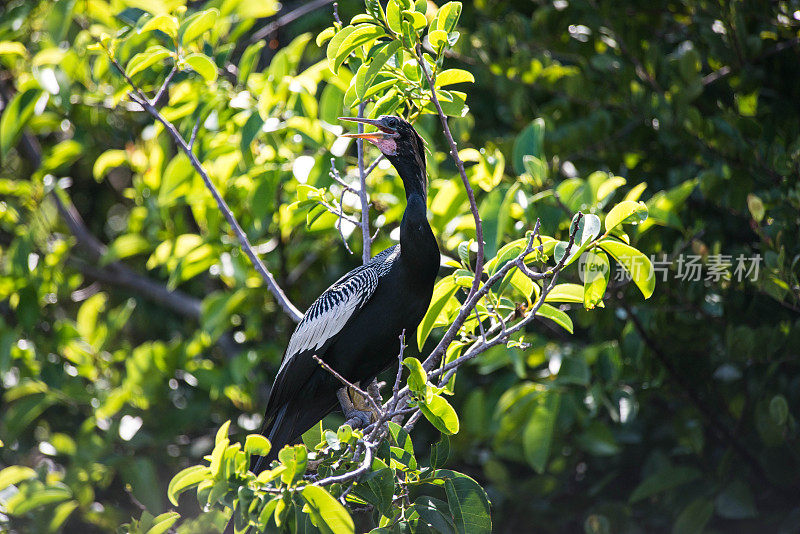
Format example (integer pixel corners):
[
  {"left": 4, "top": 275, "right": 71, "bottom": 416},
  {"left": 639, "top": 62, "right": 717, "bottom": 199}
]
[{"left": 396, "top": 160, "right": 438, "bottom": 275}]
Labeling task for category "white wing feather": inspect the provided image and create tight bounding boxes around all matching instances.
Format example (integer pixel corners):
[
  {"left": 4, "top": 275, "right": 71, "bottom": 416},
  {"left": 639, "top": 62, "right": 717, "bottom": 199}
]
[
  {"left": 278, "top": 245, "right": 400, "bottom": 374},
  {"left": 279, "top": 269, "right": 377, "bottom": 374}
]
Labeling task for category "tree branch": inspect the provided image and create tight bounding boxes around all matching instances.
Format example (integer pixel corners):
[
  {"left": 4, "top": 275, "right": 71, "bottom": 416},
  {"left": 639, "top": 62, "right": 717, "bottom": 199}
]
[
  {"left": 107, "top": 54, "right": 303, "bottom": 322},
  {"left": 414, "top": 45, "right": 485, "bottom": 373},
  {"left": 356, "top": 102, "right": 371, "bottom": 264},
  {"left": 250, "top": 0, "right": 337, "bottom": 42}
]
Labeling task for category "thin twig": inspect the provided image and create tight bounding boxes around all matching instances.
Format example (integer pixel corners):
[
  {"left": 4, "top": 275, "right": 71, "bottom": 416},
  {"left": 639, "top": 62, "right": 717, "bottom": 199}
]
[
  {"left": 152, "top": 66, "right": 177, "bottom": 106},
  {"left": 106, "top": 52, "right": 303, "bottom": 322},
  {"left": 250, "top": 0, "right": 337, "bottom": 42},
  {"left": 432, "top": 215, "right": 581, "bottom": 383},
  {"left": 414, "top": 45, "right": 485, "bottom": 372},
  {"left": 364, "top": 154, "right": 385, "bottom": 177},
  {"left": 311, "top": 355, "right": 382, "bottom": 415},
  {"left": 356, "top": 102, "right": 371, "bottom": 264},
  {"left": 335, "top": 181, "right": 354, "bottom": 254},
  {"left": 188, "top": 114, "right": 202, "bottom": 150}
]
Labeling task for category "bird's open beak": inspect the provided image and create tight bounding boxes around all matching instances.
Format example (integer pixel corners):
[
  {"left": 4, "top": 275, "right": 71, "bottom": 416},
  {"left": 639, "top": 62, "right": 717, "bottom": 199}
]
[{"left": 338, "top": 117, "right": 398, "bottom": 140}]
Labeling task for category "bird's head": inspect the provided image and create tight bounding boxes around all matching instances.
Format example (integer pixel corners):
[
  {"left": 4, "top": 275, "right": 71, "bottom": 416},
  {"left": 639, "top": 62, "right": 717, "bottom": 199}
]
[{"left": 339, "top": 115, "right": 426, "bottom": 168}]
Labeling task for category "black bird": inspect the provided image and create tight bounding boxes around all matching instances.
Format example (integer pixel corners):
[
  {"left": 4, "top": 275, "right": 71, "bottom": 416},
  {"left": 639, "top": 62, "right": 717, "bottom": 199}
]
[{"left": 251, "top": 115, "right": 439, "bottom": 473}]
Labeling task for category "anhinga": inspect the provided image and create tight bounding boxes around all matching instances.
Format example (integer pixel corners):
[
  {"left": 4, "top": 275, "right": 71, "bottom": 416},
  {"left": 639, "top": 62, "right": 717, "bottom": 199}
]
[{"left": 251, "top": 115, "right": 439, "bottom": 473}]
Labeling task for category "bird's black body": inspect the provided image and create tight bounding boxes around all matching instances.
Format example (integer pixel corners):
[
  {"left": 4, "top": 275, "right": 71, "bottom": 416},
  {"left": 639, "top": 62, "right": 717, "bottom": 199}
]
[{"left": 252, "top": 116, "right": 439, "bottom": 473}]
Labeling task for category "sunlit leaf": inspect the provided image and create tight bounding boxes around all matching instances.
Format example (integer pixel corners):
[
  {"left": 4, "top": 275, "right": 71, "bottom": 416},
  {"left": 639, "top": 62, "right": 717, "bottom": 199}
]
[
  {"left": 185, "top": 53, "right": 218, "bottom": 82},
  {"left": 598, "top": 239, "right": 655, "bottom": 299},
  {"left": 604, "top": 200, "right": 648, "bottom": 233},
  {"left": 420, "top": 394, "right": 460, "bottom": 434},
  {"left": 301, "top": 485, "right": 355, "bottom": 534},
  {"left": 180, "top": 9, "right": 219, "bottom": 44}
]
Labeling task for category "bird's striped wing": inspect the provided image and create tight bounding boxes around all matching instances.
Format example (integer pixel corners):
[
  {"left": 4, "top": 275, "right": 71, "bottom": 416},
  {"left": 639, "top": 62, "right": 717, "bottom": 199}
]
[{"left": 279, "top": 267, "right": 379, "bottom": 374}]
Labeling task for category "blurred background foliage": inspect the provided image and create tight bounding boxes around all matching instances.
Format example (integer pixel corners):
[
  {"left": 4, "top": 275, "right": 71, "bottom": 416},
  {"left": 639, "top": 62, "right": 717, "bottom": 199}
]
[{"left": 0, "top": 0, "right": 799, "bottom": 532}]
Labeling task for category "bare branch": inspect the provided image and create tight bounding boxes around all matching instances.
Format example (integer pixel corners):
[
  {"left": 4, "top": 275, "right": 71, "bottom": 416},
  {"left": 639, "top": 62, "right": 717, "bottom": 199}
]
[
  {"left": 314, "top": 440, "right": 373, "bottom": 486},
  {"left": 189, "top": 114, "right": 202, "bottom": 150},
  {"left": 414, "top": 45, "right": 485, "bottom": 372},
  {"left": 312, "top": 355, "right": 382, "bottom": 415},
  {"left": 250, "top": 0, "right": 337, "bottom": 42},
  {"left": 356, "top": 102, "right": 371, "bottom": 264},
  {"left": 152, "top": 66, "right": 176, "bottom": 106},
  {"left": 364, "top": 154, "right": 384, "bottom": 177},
  {"left": 105, "top": 52, "right": 303, "bottom": 322},
  {"left": 432, "top": 215, "right": 582, "bottom": 384}
]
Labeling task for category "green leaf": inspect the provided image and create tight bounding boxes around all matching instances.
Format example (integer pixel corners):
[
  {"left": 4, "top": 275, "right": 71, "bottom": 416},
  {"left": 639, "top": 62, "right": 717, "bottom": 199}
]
[
  {"left": 279, "top": 444, "right": 307, "bottom": 485},
  {"left": 413, "top": 496, "right": 456, "bottom": 534},
  {"left": 523, "top": 390, "right": 560, "bottom": 473},
  {"left": 180, "top": 8, "right": 219, "bottom": 44},
  {"left": 417, "top": 276, "right": 458, "bottom": 350},
  {"left": 368, "top": 89, "right": 402, "bottom": 118},
  {"left": 672, "top": 498, "right": 713, "bottom": 534},
  {"left": 158, "top": 153, "right": 194, "bottom": 206},
  {"left": 146, "top": 512, "right": 180, "bottom": 534},
  {"left": 316, "top": 26, "right": 336, "bottom": 47},
  {"left": 0, "top": 41, "right": 27, "bottom": 57},
  {"left": 430, "top": 434, "right": 450, "bottom": 469},
  {"left": 93, "top": 149, "right": 127, "bottom": 181},
  {"left": 167, "top": 465, "right": 209, "bottom": 506},
  {"left": 244, "top": 434, "right": 271, "bottom": 457},
  {"left": 535, "top": 303, "right": 573, "bottom": 333},
  {"left": 747, "top": 193, "right": 765, "bottom": 222},
  {"left": 385, "top": 0, "right": 403, "bottom": 34},
  {"left": 238, "top": 41, "right": 266, "bottom": 85},
  {"left": 419, "top": 394, "right": 460, "bottom": 434},
  {"left": 484, "top": 238, "right": 526, "bottom": 274},
  {"left": 140, "top": 14, "right": 178, "bottom": 37},
  {"left": 604, "top": 200, "right": 648, "bottom": 233},
  {"left": 356, "top": 40, "right": 402, "bottom": 101},
  {"left": 185, "top": 53, "right": 218, "bottom": 82},
  {"left": 553, "top": 213, "right": 602, "bottom": 266},
  {"left": 440, "top": 470, "right": 492, "bottom": 534},
  {"left": 0, "top": 466, "right": 37, "bottom": 491},
  {"left": 353, "top": 468, "right": 394, "bottom": 517},
  {"left": 583, "top": 250, "right": 610, "bottom": 309},
  {"left": 127, "top": 46, "right": 173, "bottom": 77},
  {"left": 769, "top": 395, "right": 789, "bottom": 425},
  {"left": 6, "top": 485, "right": 72, "bottom": 515},
  {"left": 326, "top": 25, "right": 357, "bottom": 63},
  {"left": 629, "top": 466, "right": 701, "bottom": 503},
  {"left": 102, "top": 234, "right": 150, "bottom": 265},
  {"left": 512, "top": 118, "right": 545, "bottom": 175},
  {"left": 435, "top": 68, "right": 474, "bottom": 87},
  {"left": 388, "top": 421, "right": 418, "bottom": 470},
  {"left": 434, "top": 2, "right": 462, "bottom": 33},
  {"left": 403, "top": 357, "right": 429, "bottom": 400},
  {"left": 597, "top": 176, "right": 627, "bottom": 202},
  {"left": 545, "top": 283, "right": 584, "bottom": 304},
  {"left": 499, "top": 266, "right": 537, "bottom": 303},
  {"left": 301, "top": 485, "right": 355, "bottom": 534},
  {"left": 0, "top": 85, "right": 42, "bottom": 159},
  {"left": 715, "top": 480, "right": 757, "bottom": 519},
  {"left": 332, "top": 24, "right": 386, "bottom": 74},
  {"left": 428, "top": 30, "right": 449, "bottom": 51},
  {"left": 49, "top": 501, "right": 78, "bottom": 532},
  {"left": 302, "top": 420, "right": 324, "bottom": 449},
  {"left": 365, "top": 0, "right": 386, "bottom": 24},
  {"left": 598, "top": 239, "right": 655, "bottom": 299}
]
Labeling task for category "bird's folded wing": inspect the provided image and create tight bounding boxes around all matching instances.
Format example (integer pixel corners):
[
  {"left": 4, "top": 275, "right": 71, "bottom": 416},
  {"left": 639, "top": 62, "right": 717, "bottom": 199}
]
[{"left": 279, "top": 266, "right": 379, "bottom": 374}]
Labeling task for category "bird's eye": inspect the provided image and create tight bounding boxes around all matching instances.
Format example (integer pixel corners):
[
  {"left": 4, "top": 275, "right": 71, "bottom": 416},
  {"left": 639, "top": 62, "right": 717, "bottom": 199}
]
[{"left": 385, "top": 116, "right": 399, "bottom": 128}]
